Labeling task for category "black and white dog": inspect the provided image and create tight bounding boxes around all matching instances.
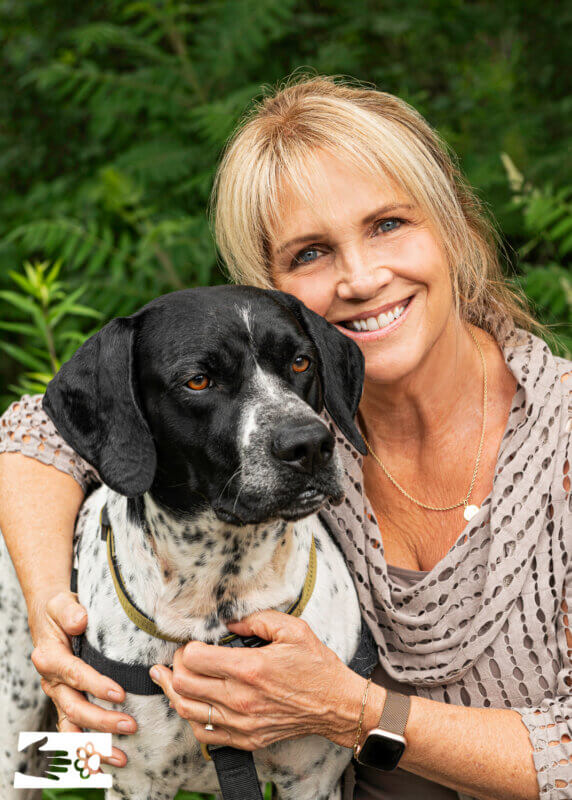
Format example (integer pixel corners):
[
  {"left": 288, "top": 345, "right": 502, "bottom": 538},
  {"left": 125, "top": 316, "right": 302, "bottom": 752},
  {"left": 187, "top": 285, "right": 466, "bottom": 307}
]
[{"left": 1, "top": 286, "right": 368, "bottom": 800}]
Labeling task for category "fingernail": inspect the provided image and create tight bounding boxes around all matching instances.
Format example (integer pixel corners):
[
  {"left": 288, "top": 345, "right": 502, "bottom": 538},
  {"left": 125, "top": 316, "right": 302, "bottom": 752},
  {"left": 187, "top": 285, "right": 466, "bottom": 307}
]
[
  {"left": 108, "top": 690, "right": 123, "bottom": 702},
  {"left": 108, "top": 757, "right": 122, "bottom": 766},
  {"left": 117, "top": 720, "right": 135, "bottom": 733},
  {"left": 150, "top": 667, "right": 160, "bottom": 682},
  {"left": 71, "top": 612, "right": 85, "bottom": 625}
]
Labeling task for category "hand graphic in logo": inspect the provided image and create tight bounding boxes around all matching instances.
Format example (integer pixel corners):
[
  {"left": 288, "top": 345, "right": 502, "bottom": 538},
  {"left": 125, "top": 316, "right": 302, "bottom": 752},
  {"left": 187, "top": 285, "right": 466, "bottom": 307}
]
[
  {"left": 19, "top": 734, "right": 71, "bottom": 781},
  {"left": 74, "top": 741, "right": 103, "bottom": 779}
]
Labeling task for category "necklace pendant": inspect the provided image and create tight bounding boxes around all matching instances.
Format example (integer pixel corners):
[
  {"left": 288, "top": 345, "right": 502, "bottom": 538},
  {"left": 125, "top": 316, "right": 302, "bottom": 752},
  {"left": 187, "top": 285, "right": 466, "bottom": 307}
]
[{"left": 463, "top": 504, "right": 480, "bottom": 521}]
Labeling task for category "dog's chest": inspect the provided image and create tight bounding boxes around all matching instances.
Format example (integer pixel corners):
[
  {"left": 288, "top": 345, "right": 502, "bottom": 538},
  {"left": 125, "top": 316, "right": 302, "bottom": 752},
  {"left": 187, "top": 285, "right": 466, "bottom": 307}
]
[{"left": 74, "top": 486, "right": 361, "bottom": 795}]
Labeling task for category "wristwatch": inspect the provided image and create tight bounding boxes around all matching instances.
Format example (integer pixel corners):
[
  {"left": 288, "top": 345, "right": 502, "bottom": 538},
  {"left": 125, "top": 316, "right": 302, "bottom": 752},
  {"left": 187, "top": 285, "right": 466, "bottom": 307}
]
[{"left": 355, "top": 689, "right": 411, "bottom": 771}]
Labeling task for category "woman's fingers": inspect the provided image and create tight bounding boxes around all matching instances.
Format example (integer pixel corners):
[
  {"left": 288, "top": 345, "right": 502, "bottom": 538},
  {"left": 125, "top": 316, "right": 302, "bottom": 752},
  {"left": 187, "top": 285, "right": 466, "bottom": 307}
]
[
  {"left": 45, "top": 590, "right": 88, "bottom": 636},
  {"left": 150, "top": 666, "right": 279, "bottom": 750},
  {"left": 29, "top": 590, "right": 136, "bottom": 769},
  {"left": 41, "top": 680, "right": 137, "bottom": 735},
  {"left": 31, "top": 591, "right": 126, "bottom": 702},
  {"left": 54, "top": 701, "right": 127, "bottom": 769},
  {"left": 33, "top": 640, "right": 126, "bottom": 703}
]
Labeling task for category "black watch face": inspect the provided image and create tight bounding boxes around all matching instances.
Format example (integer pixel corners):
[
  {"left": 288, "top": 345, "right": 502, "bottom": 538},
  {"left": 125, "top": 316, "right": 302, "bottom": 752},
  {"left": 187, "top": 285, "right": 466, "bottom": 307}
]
[{"left": 357, "top": 732, "right": 406, "bottom": 771}]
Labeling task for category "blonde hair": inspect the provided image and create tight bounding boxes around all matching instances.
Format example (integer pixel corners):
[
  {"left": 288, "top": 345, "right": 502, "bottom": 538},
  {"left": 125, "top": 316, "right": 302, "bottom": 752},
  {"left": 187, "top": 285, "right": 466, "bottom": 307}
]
[{"left": 212, "top": 74, "right": 535, "bottom": 341}]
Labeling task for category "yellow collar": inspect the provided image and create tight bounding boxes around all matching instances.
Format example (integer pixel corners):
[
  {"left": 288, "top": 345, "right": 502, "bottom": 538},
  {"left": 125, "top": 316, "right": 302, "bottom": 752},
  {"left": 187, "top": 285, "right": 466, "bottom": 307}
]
[{"left": 101, "top": 506, "right": 317, "bottom": 645}]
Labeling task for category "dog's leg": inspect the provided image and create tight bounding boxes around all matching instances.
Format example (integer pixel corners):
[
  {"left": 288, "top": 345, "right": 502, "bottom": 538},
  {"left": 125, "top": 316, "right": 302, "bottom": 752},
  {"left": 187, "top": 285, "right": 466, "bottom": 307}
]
[
  {"left": 0, "top": 535, "right": 54, "bottom": 800},
  {"left": 274, "top": 778, "right": 342, "bottom": 800},
  {"left": 263, "top": 737, "right": 349, "bottom": 800},
  {"left": 104, "top": 780, "right": 175, "bottom": 800}
]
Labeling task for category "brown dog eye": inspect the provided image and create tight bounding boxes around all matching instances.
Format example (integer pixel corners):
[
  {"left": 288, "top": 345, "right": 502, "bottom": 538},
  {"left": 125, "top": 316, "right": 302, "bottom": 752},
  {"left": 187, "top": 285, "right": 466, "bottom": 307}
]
[
  {"left": 292, "top": 356, "right": 310, "bottom": 374},
  {"left": 187, "top": 374, "right": 210, "bottom": 390}
]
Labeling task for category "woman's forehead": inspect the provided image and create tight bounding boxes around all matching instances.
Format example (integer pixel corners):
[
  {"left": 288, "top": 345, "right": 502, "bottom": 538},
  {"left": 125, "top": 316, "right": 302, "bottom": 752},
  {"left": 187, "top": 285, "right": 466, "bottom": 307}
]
[{"left": 268, "top": 152, "right": 416, "bottom": 247}]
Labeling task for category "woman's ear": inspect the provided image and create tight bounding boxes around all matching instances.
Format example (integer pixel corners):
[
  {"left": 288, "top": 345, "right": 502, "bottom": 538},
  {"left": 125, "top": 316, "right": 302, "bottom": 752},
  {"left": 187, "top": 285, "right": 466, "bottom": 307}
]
[
  {"left": 268, "top": 290, "right": 366, "bottom": 454},
  {"left": 43, "top": 316, "right": 157, "bottom": 496}
]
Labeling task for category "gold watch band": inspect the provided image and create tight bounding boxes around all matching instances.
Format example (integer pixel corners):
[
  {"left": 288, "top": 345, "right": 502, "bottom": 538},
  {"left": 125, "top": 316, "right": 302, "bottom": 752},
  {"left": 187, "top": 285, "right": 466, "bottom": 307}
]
[{"left": 378, "top": 690, "right": 411, "bottom": 737}]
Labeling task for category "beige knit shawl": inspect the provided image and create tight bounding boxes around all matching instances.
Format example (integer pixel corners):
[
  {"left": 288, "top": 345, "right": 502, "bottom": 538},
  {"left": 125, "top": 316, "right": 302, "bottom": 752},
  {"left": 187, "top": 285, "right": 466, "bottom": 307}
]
[{"left": 321, "top": 330, "right": 572, "bottom": 796}]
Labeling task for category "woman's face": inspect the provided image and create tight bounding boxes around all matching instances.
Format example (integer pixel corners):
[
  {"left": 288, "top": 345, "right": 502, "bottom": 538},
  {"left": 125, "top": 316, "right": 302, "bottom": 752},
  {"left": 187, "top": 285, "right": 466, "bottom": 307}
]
[{"left": 269, "top": 151, "right": 456, "bottom": 385}]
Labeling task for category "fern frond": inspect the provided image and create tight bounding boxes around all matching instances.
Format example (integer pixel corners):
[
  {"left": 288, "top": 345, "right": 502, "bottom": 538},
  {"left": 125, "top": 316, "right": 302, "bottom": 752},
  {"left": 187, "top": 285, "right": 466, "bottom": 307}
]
[
  {"left": 189, "top": 84, "right": 262, "bottom": 147},
  {"left": 114, "top": 139, "right": 197, "bottom": 184},
  {"left": 191, "top": 0, "right": 297, "bottom": 85},
  {"left": 6, "top": 218, "right": 134, "bottom": 275},
  {"left": 23, "top": 63, "right": 190, "bottom": 108},
  {"left": 69, "top": 22, "right": 174, "bottom": 65}
]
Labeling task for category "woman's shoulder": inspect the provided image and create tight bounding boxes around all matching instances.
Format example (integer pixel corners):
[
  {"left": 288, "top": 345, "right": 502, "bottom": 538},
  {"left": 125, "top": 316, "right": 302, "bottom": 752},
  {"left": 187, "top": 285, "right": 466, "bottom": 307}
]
[{"left": 502, "top": 329, "right": 571, "bottom": 425}]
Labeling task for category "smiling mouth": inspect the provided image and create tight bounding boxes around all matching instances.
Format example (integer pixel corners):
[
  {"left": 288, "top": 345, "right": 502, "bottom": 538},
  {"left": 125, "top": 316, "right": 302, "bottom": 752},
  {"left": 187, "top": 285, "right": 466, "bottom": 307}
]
[{"left": 340, "top": 296, "right": 413, "bottom": 332}]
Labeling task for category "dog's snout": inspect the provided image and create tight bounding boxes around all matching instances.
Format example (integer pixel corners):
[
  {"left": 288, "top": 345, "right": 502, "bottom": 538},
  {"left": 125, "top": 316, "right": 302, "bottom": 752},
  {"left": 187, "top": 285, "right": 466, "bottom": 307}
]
[{"left": 271, "top": 421, "right": 334, "bottom": 475}]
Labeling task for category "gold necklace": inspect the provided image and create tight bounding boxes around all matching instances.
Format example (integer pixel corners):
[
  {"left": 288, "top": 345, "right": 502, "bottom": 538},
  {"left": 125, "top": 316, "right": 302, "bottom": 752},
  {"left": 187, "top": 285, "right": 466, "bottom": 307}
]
[{"left": 361, "top": 327, "right": 487, "bottom": 522}]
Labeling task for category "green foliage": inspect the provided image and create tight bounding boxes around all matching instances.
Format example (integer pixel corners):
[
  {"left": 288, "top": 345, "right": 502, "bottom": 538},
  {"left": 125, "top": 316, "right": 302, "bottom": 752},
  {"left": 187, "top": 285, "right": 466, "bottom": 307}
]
[
  {"left": 1, "top": 0, "right": 570, "bottom": 404},
  {"left": 501, "top": 154, "right": 572, "bottom": 356},
  {"left": 0, "top": 261, "right": 101, "bottom": 405}
]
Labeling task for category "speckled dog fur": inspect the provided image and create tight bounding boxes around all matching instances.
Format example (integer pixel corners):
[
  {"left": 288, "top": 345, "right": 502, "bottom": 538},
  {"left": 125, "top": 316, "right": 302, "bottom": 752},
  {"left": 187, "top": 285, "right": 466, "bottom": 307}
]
[{"left": 0, "top": 287, "right": 366, "bottom": 800}]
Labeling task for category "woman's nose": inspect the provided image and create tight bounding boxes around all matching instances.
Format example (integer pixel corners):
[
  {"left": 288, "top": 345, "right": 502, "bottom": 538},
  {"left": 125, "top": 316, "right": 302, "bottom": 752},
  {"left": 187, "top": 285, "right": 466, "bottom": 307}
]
[{"left": 336, "top": 247, "right": 393, "bottom": 300}]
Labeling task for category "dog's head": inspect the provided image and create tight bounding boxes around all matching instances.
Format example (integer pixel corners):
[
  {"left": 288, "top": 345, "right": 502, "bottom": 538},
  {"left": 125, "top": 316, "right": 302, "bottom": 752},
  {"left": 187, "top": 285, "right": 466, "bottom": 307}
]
[{"left": 43, "top": 286, "right": 365, "bottom": 525}]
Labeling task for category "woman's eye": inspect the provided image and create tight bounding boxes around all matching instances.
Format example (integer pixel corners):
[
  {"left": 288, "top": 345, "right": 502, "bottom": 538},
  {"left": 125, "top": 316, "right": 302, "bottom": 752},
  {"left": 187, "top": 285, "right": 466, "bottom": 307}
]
[
  {"left": 376, "top": 218, "right": 403, "bottom": 233},
  {"left": 187, "top": 374, "right": 211, "bottom": 391},
  {"left": 292, "top": 247, "right": 320, "bottom": 267},
  {"left": 292, "top": 355, "right": 311, "bottom": 373}
]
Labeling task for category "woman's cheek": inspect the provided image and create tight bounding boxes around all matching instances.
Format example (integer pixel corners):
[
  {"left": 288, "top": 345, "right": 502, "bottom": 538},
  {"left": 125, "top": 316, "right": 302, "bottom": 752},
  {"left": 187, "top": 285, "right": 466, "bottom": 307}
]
[{"left": 274, "top": 271, "right": 336, "bottom": 318}]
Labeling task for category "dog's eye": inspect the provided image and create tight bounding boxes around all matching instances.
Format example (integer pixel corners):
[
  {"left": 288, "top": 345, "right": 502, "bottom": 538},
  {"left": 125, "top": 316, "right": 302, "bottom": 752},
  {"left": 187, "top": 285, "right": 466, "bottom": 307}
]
[
  {"left": 187, "top": 374, "right": 210, "bottom": 391},
  {"left": 292, "top": 355, "right": 311, "bottom": 374}
]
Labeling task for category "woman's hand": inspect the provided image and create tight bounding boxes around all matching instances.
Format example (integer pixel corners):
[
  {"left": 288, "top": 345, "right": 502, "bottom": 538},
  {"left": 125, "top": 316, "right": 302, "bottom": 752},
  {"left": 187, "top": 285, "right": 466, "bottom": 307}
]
[
  {"left": 149, "top": 610, "right": 367, "bottom": 751},
  {"left": 28, "top": 589, "right": 137, "bottom": 767}
]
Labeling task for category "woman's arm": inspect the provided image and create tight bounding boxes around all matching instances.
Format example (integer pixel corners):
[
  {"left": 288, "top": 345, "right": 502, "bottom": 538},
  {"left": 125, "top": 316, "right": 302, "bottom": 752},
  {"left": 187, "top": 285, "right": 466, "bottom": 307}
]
[
  {"left": 0, "top": 452, "right": 84, "bottom": 623},
  {"left": 150, "top": 608, "right": 564, "bottom": 800},
  {"left": 0, "top": 395, "right": 137, "bottom": 766}
]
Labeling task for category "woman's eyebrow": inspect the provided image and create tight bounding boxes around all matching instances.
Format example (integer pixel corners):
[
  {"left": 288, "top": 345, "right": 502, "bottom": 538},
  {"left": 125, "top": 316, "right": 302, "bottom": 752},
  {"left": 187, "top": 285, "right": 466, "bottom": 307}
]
[
  {"left": 274, "top": 203, "right": 416, "bottom": 256},
  {"left": 360, "top": 202, "right": 416, "bottom": 226}
]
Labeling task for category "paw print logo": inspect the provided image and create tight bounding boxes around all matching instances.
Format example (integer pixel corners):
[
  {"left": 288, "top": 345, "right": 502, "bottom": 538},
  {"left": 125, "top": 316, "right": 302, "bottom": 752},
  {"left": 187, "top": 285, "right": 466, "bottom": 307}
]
[{"left": 73, "top": 741, "right": 102, "bottom": 779}]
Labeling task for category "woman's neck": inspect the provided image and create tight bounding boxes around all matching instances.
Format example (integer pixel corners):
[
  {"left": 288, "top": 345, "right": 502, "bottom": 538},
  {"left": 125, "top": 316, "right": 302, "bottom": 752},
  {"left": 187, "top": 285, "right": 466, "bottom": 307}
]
[{"left": 358, "top": 320, "right": 484, "bottom": 451}]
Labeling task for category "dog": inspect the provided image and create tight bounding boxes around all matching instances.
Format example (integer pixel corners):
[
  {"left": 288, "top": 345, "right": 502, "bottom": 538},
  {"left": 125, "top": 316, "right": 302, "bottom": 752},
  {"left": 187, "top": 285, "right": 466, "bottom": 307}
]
[{"left": 1, "top": 286, "right": 369, "bottom": 800}]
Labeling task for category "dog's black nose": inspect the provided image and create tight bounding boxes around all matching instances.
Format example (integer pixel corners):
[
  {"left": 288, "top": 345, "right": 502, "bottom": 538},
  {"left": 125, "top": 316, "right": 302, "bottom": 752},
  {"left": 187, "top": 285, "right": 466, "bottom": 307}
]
[{"left": 271, "top": 422, "right": 334, "bottom": 475}]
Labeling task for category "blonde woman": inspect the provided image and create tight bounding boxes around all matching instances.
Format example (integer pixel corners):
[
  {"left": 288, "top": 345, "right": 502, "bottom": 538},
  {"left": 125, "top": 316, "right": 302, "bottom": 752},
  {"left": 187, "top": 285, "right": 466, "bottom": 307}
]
[{"left": 1, "top": 76, "right": 570, "bottom": 799}]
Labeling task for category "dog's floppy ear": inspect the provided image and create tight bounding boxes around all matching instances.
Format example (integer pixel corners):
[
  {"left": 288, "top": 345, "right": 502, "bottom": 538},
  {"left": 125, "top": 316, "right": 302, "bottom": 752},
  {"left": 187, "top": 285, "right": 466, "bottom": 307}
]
[
  {"left": 269, "top": 290, "right": 366, "bottom": 454},
  {"left": 43, "top": 316, "right": 156, "bottom": 496}
]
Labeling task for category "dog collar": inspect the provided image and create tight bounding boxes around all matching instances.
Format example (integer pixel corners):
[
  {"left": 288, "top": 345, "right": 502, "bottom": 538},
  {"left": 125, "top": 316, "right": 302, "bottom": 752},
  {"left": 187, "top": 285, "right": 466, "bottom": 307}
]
[{"left": 100, "top": 504, "right": 318, "bottom": 645}]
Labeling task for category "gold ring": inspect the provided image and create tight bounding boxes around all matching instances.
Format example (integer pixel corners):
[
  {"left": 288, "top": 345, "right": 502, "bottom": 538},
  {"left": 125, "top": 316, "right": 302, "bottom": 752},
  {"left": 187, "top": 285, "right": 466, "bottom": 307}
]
[{"left": 205, "top": 704, "right": 214, "bottom": 732}]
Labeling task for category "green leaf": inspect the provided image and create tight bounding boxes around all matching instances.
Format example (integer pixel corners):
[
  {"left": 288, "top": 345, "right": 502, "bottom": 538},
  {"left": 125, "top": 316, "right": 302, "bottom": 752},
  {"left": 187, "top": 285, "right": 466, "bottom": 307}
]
[
  {"left": 549, "top": 216, "right": 572, "bottom": 242},
  {"left": 0, "top": 290, "right": 39, "bottom": 315},
  {"left": 0, "top": 321, "right": 39, "bottom": 336},
  {"left": 0, "top": 341, "right": 48, "bottom": 371},
  {"left": 559, "top": 231, "right": 572, "bottom": 256}
]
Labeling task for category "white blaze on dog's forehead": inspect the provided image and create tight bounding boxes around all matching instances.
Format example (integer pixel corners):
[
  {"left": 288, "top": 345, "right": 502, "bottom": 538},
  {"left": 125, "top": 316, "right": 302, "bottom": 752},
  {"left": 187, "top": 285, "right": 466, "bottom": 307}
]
[
  {"left": 241, "top": 403, "right": 259, "bottom": 448},
  {"left": 237, "top": 303, "right": 254, "bottom": 342},
  {"left": 253, "top": 363, "right": 282, "bottom": 398},
  {"left": 240, "top": 366, "right": 310, "bottom": 449},
  {"left": 240, "top": 367, "right": 280, "bottom": 448}
]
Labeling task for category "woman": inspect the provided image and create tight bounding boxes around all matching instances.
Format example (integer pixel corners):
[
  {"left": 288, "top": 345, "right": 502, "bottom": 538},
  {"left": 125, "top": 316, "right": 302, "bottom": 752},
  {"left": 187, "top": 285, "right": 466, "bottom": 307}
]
[{"left": 0, "top": 76, "right": 570, "bottom": 799}]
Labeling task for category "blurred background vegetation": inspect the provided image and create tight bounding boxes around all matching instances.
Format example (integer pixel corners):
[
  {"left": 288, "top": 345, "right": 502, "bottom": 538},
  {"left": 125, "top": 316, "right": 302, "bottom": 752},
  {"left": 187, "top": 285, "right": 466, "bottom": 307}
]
[
  {"left": 1, "top": 0, "right": 571, "bottom": 411},
  {"left": 0, "top": 1, "right": 569, "bottom": 796}
]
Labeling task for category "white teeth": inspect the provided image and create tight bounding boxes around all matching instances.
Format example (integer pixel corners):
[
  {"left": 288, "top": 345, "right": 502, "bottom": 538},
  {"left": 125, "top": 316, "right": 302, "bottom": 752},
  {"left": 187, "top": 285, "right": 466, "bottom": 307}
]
[{"left": 344, "top": 299, "right": 409, "bottom": 332}]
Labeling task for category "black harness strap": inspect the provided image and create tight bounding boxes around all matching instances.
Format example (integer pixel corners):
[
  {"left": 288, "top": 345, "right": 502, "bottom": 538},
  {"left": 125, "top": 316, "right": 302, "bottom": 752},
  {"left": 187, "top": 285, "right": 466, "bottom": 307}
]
[
  {"left": 72, "top": 633, "right": 164, "bottom": 695},
  {"left": 70, "top": 620, "right": 376, "bottom": 695},
  {"left": 208, "top": 746, "right": 265, "bottom": 800}
]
